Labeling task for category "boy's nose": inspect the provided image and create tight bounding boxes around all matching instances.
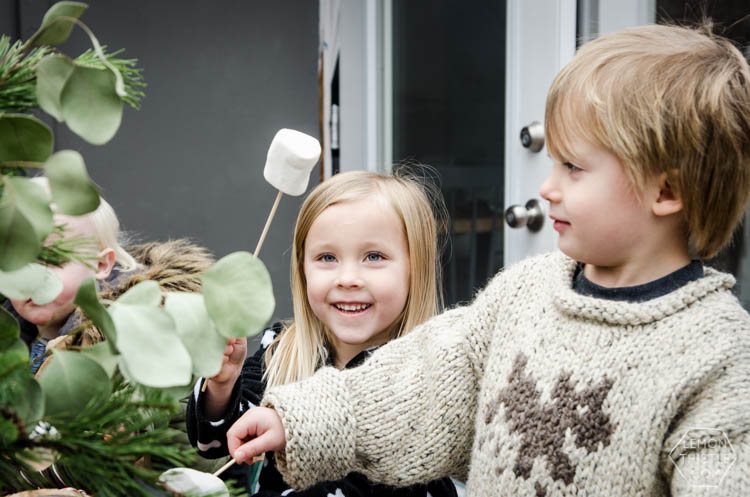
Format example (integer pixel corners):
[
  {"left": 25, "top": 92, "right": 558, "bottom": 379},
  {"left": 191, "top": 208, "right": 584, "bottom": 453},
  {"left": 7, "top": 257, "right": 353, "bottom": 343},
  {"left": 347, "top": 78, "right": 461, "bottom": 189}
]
[{"left": 539, "top": 171, "right": 561, "bottom": 203}]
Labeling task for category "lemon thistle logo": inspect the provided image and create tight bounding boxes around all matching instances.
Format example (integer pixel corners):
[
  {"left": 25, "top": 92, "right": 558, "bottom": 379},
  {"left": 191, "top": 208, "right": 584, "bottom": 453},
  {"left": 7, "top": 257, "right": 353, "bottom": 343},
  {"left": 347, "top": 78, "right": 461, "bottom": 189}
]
[{"left": 669, "top": 428, "right": 736, "bottom": 488}]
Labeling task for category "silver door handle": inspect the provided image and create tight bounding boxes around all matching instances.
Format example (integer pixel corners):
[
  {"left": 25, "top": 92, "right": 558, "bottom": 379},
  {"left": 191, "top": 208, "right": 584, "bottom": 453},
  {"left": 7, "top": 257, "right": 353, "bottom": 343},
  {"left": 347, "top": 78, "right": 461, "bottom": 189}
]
[
  {"left": 505, "top": 199, "right": 544, "bottom": 232},
  {"left": 520, "top": 121, "right": 544, "bottom": 152}
]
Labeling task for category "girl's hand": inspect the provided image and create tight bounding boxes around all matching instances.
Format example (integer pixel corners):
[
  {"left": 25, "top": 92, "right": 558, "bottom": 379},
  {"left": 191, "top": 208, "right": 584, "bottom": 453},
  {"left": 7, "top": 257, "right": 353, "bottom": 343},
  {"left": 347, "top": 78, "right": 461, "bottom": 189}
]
[
  {"left": 211, "top": 338, "right": 247, "bottom": 385},
  {"left": 227, "top": 407, "right": 286, "bottom": 464},
  {"left": 203, "top": 338, "right": 247, "bottom": 420}
]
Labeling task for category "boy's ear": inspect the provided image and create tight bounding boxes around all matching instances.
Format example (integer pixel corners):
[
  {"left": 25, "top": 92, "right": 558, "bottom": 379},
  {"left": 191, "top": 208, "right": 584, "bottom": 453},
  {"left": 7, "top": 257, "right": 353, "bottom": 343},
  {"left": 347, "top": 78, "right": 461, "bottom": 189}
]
[
  {"left": 651, "top": 171, "right": 683, "bottom": 217},
  {"left": 95, "top": 248, "right": 116, "bottom": 280}
]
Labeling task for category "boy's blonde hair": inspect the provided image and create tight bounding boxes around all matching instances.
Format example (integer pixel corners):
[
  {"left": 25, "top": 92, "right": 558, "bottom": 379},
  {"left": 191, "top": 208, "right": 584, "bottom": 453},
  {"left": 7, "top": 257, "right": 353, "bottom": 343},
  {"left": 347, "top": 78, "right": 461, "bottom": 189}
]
[
  {"left": 32, "top": 177, "right": 138, "bottom": 271},
  {"left": 546, "top": 23, "right": 750, "bottom": 259},
  {"left": 264, "top": 168, "right": 447, "bottom": 388}
]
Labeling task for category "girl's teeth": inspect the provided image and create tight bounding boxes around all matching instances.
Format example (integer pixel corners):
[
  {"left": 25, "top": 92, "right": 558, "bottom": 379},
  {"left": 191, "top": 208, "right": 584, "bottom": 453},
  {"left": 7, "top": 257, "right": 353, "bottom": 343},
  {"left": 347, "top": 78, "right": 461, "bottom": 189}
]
[{"left": 335, "top": 303, "right": 371, "bottom": 312}]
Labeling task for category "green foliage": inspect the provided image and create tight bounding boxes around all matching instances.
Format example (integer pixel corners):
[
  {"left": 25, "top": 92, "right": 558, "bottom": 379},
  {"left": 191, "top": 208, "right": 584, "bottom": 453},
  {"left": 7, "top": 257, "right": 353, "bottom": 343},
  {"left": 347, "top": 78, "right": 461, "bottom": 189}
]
[
  {"left": 28, "top": 1, "right": 88, "bottom": 47},
  {"left": 202, "top": 252, "right": 275, "bottom": 338},
  {"left": 60, "top": 65, "right": 123, "bottom": 145},
  {"left": 38, "top": 350, "right": 111, "bottom": 420},
  {"left": 164, "top": 293, "right": 226, "bottom": 378},
  {"left": 0, "top": 37, "right": 51, "bottom": 113},
  {"left": 0, "top": 379, "right": 197, "bottom": 496},
  {"left": 0, "top": 263, "right": 62, "bottom": 305},
  {"left": 45, "top": 150, "right": 100, "bottom": 215},
  {"left": 0, "top": 113, "right": 54, "bottom": 166},
  {"left": 0, "top": 3, "right": 276, "bottom": 493},
  {"left": 0, "top": 175, "right": 54, "bottom": 271}
]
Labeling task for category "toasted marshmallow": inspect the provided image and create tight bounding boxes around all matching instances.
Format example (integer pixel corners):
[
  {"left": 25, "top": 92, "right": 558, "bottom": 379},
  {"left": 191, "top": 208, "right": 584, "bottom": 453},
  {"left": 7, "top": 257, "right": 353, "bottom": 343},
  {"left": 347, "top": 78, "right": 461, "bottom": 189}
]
[{"left": 263, "top": 129, "right": 321, "bottom": 196}]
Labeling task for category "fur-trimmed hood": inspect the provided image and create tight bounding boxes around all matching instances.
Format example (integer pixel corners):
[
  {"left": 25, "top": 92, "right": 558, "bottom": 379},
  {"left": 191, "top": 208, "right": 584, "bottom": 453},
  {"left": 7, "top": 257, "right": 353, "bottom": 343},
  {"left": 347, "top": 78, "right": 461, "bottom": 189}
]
[{"left": 48, "top": 238, "right": 215, "bottom": 353}]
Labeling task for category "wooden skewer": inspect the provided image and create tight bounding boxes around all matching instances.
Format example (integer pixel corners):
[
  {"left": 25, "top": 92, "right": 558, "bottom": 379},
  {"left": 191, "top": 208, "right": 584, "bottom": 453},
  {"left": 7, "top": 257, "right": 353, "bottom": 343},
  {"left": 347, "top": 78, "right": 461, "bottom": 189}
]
[
  {"left": 213, "top": 458, "right": 237, "bottom": 477},
  {"left": 254, "top": 191, "right": 284, "bottom": 258},
  {"left": 202, "top": 190, "right": 284, "bottom": 395},
  {"left": 212, "top": 455, "right": 264, "bottom": 477}
]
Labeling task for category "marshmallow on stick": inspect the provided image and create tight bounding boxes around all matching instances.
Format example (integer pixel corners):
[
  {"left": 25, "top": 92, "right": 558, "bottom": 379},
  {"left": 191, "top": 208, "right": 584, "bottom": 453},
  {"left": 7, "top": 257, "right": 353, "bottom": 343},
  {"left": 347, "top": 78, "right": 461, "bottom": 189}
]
[
  {"left": 159, "top": 467, "right": 229, "bottom": 497},
  {"left": 254, "top": 128, "right": 321, "bottom": 257}
]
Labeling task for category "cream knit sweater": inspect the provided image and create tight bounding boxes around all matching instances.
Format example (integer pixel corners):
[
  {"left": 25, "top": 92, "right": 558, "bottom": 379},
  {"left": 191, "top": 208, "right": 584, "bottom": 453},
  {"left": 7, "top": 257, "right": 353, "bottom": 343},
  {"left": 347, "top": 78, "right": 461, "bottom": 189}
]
[{"left": 263, "top": 252, "right": 750, "bottom": 496}]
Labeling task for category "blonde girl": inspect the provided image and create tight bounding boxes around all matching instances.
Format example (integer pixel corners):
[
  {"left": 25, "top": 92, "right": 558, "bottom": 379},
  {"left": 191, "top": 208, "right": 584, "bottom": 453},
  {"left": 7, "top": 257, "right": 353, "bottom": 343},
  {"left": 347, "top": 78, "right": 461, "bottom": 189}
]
[{"left": 186, "top": 168, "right": 457, "bottom": 497}]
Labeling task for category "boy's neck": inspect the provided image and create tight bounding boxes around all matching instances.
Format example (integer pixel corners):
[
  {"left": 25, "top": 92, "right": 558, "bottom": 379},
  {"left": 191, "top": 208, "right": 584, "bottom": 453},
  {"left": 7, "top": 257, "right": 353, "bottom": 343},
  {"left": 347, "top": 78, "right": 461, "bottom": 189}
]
[
  {"left": 37, "top": 322, "right": 64, "bottom": 340},
  {"left": 583, "top": 250, "right": 692, "bottom": 288}
]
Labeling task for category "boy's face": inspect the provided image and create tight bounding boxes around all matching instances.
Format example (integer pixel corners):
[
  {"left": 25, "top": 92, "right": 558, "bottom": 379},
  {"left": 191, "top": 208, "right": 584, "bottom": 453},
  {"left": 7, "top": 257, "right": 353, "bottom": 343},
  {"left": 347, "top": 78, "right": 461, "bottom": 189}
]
[
  {"left": 539, "top": 137, "right": 658, "bottom": 270},
  {"left": 10, "top": 215, "right": 114, "bottom": 335}
]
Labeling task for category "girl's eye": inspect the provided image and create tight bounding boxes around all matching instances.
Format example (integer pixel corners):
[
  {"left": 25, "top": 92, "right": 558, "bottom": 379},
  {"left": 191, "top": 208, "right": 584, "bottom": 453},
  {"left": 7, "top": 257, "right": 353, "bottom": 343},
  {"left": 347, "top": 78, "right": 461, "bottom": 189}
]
[
  {"left": 365, "top": 252, "right": 384, "bottom": 262},
  {"left": 319, "top": 254, "right": 337, "bottom": 263},
  {"left": 563, "top": 162, "right": 582, "bottom": 173}
]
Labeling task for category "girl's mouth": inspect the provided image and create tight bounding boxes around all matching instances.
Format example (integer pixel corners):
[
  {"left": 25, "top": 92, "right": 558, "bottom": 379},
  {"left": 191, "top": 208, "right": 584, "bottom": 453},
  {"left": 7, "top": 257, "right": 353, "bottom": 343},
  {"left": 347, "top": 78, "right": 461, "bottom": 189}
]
[{"left": 333, "top": 303, "right": 372, "bottom": 313}]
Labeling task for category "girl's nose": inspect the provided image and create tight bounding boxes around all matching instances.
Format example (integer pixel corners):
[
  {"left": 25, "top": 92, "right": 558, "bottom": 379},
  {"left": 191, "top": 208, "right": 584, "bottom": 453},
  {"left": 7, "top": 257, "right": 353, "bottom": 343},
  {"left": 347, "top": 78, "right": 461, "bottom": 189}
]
[{"left": 335, "top": 264, "right": 364, "bottom": 288}]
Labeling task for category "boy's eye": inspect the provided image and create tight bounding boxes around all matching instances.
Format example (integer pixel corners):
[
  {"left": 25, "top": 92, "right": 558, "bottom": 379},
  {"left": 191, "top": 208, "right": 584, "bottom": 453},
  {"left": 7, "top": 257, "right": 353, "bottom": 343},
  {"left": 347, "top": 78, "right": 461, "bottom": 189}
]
[
  {"left": 563, "top": 162, "right": 582, "bottom": 173},
  {"left": 365, "top": 252, "right": 384, "bottom": 262}
]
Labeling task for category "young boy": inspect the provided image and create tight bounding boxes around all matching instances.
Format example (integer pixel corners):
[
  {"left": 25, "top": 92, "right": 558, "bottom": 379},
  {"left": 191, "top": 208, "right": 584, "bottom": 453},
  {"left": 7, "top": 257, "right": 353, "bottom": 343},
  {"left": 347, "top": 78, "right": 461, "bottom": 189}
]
[
  {"left": 225, "top": 24, "right": 750, "bottom": 496},
  {"left": 4, "top": 178, "right": 130, "bottom": 374}
]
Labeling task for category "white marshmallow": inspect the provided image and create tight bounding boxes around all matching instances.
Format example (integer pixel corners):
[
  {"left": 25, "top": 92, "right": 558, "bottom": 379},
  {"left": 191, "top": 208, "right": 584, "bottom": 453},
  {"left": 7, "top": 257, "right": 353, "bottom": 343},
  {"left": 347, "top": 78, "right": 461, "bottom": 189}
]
[
  {"left": 159, "top": 468, "right": 229, "bottom": 497},
  {"left": 263, "top": 128, "right": 321, "bottom": 196}
]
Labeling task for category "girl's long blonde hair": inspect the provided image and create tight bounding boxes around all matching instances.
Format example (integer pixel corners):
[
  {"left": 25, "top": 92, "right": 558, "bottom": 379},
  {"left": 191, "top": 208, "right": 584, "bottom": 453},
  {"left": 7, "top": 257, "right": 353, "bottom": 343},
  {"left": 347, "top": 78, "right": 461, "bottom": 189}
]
[{"left": 264, "top": 168, "right": 447, "bottom": 388}]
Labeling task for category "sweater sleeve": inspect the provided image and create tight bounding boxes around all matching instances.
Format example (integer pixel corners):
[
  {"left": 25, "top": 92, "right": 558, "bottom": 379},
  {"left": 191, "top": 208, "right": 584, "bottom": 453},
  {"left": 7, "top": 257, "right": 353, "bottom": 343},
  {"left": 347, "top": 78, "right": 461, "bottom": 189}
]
[
  {"left": 186, "top": 329, "right": 273, "bottom": 458},
  {"left": 660, "top": 341, "right": 750, "bottom": 496},
  {"left": 262, "top": 272, "right": 506, "bottom": 490}
]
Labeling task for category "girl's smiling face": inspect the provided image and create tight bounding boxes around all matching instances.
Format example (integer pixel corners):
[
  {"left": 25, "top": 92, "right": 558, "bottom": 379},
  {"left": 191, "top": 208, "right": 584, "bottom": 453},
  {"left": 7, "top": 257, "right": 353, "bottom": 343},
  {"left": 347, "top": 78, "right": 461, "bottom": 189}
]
[{"left": 303, "top": 194, "right": 410, "bottom": 367}]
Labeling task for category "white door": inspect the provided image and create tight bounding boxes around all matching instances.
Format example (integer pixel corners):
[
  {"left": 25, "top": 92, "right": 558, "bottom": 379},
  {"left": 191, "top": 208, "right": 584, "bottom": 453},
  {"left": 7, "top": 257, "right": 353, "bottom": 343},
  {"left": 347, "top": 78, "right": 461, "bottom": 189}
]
[
  {"left": 333, "top": 0, "right": 654, "bottom": 303},
  {"left": 503, "top": 0, "right": 577, "bottom": 265}
]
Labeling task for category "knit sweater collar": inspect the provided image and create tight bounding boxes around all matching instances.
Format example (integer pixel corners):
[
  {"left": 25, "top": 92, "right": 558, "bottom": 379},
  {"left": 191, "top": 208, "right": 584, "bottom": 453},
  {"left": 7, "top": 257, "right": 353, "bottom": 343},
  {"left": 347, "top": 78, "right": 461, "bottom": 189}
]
[{"left": 550, "top": 252, "right": 735, "bottom": 325}]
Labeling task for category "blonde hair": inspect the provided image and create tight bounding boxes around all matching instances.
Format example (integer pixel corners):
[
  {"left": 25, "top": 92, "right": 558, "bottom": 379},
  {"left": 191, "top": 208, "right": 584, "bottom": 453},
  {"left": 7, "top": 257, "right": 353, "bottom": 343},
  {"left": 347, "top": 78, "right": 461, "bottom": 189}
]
[
  {"left": 546, "top": 23, "right": 750, "bottom": 259},
  {"left": 31, "top": 176, "right": 139, "bottom": 271},
  {"left": 264, "top": 168, "right": 447, "bottom": 388}
]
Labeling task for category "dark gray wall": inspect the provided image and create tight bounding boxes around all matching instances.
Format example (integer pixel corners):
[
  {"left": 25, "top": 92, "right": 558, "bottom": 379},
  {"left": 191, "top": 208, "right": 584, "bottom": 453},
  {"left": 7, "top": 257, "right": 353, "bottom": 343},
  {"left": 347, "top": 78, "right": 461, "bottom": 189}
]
[{"left": 9, "top": 1, "right": 320, "bottom": 330}]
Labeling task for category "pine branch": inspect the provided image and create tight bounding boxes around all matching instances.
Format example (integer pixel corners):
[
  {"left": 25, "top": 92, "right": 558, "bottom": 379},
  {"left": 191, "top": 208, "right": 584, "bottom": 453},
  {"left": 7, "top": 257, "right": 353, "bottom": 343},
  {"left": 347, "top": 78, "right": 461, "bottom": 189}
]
[
  {"left": 0, "top": 378, "right": 197, "bottom": 497},
  {"left": 0, "top": 36, "right": 51, "bottom": 113},
  {"left": 74, "top": 46, "right": 146, "bottom": 110},
  {"left": 36, "top": 225, "right": 101, "bottom": 269},
  {"left": 0, "top": 35, "right": 146, "bottom": 114}
]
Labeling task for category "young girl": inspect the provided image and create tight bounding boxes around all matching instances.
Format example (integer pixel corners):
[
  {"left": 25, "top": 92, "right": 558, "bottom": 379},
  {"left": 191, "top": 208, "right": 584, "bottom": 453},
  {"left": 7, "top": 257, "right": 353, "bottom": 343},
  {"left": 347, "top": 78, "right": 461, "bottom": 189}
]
[{"left": 186, "top": 169, "right": 457, "bottom": 496}]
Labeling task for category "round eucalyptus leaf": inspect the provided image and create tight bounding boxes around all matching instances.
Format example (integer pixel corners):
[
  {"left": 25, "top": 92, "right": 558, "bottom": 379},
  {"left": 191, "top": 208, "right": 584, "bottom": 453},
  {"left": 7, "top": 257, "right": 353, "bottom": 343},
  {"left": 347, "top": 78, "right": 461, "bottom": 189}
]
[
  {"left": 30, "top": 1, "right": 88, "bottom": 46},
  {"left": 111, "top": 303, "right": 192, "bottom": 387},
  {"left": 37, "top": 350, "right": 110, "bottom": 420},
  {"left": 0, "top": 304, "right": 27, "bottom": 378},
  {"left": 36, "top": 54, "right": 75, "bottom": 122},
  {"left": 201, "top": 252, "right": 275, "bottom": 339},
  {"left": 164, "top": 292, "right": 225, "bottom": 378},
  {"left": 0, "top": 338, "right": 28, "bottom": 379},
  {"left": 0, "top": 114, "right": 54, "bottom": 164},
  {"left": 0, "top": 305, "right": 20, "bottom": 346},
  {"left": 44, "top": 150, "right": 100, "bottom": 215},
  {"left": 79, "top": 341, "right": 120, "bottom": 379},
  {"left": 116, "top": 280, "right": 161, "bottom": 306},
  {"left": 8, "top": 374, "right": 45, "bottom": 430},
  {"left": 2, "top": 177, "right": 54, "bottom": 242},
  {"left": 0, "top": 205, "right": 38, "bottom": 272},
  {"left": 0, "top": 263, "right": 62, "bottom": 305},
  {"left": 74, "top": 277, "right": 117, "bottom": 345},
  {"left": 61, "top": 65, "right": 123, "bottom": 145}
]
